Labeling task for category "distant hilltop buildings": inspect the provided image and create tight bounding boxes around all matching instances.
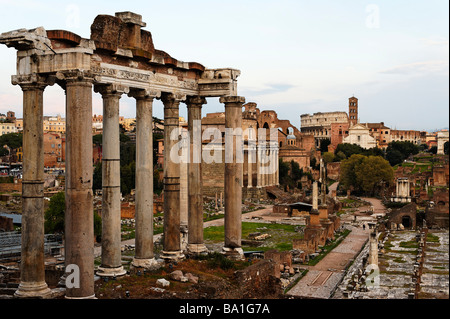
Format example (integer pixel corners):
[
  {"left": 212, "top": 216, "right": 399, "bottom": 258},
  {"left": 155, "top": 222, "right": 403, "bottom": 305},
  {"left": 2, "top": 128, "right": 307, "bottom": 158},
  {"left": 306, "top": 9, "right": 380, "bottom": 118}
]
[{"left": 300, "top": 96, "right": 449, "bottom": 153}]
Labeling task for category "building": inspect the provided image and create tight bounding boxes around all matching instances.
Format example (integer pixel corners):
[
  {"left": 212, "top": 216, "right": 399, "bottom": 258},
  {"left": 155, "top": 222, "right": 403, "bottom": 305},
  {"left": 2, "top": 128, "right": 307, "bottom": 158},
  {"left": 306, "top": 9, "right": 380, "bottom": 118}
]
[
  {"left": 342, "top": 122, "right": 377, "bottom": 149},
  {"left": 364, "top": 122, "right": 391, "bottom": 149},
  {"left": 0, "top": 122, "right": 18, "bottom": 136},
  {"left": 436, "top": 130, "right": 449, "bottom": 155},
  {"left": 43, "top": 115, "right": 65, "bottom": 133},
  {"left": 43, "top": 132, "right": 65, "bottom": 167},
  {"left": 300, "top": 97, "right": 355, "bottom": 147},
  {"left": 391, "top": 129, "right": 424, "bottom": 145}
]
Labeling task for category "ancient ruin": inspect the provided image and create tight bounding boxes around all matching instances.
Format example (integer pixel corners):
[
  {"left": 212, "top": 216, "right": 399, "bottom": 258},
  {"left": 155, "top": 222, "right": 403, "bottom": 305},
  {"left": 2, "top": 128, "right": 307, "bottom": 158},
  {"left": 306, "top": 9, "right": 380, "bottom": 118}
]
[{"left": 0, "top": 11, "right": 247, "bottom": 298}]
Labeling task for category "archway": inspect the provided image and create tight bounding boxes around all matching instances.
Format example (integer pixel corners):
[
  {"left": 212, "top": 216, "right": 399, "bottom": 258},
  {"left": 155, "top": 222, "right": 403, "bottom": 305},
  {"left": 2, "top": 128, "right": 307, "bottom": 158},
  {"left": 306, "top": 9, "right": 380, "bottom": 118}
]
[{"left": 401, "top": 215, "right": 412, "bottom": 229}]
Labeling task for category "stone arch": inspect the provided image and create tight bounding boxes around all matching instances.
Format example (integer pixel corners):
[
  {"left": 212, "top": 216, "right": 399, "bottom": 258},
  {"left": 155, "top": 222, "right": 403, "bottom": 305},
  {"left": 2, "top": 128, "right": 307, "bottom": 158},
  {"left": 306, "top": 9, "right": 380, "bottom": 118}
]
[{"left": 401, "top": 215, "right": 412, "bottom": 228}]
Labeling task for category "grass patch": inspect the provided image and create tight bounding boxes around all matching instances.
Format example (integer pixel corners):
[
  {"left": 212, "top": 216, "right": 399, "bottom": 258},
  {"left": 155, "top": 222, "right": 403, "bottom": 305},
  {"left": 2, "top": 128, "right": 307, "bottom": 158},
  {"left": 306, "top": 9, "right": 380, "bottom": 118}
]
[
  {"left": 393, "top": 257, "right": 406, "bottom": 263},
  {"left": 204, "top": 222, "right": 302, "bottom": 252},
  {"left": 399, "top": 240, "right": 419, "bottom": 249},
  {"left": 426, "top": 233, "right": 440, "bottom": 243}
]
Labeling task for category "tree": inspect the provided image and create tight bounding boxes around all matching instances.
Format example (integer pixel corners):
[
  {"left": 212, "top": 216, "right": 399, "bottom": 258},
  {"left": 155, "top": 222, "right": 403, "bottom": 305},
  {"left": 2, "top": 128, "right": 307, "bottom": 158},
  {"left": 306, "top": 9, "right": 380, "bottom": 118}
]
[
  {"left": 355, "top": 156, "right": 394, "bottom": 195},
  {"left": 339, "top": 154, "right": 366, "bottom": 192},
  {"left": 334, "top": 143, "right": 365, "bottom": 158},
  {"left": 44, "top": 191, "right": 66, "bottom": 234},
  {"left": 93, "top": 162, "right": 102, "bottom": 191},
  {"left": 44, "top": 191, "right": 102, "bottom": 237},
  {"left": 322, "top": 152, "right": 335, "bottom": 164},
  {"left": 0, "top": 132, "right": 23, "bottom": 149},
  {"left": 340, "top": 154, "right": 394, "bottom": 196},
  {"left": 385, "top": 148, "right": 404, "bottom": 166}
]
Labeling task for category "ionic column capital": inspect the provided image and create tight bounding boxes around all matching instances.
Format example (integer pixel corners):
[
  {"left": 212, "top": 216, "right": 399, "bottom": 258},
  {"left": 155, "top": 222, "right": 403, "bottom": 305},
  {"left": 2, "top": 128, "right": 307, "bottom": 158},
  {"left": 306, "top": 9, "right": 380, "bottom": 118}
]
[
  {"left": 219, "top": 95, "right": 245, "bottom": 105},
  {"left": 186, "top": 96, "right": 207, "bottom": 107},
  {"left": 12, "top": 74, "right": 54, "bottom": 91},
  {"left": 128, "top": 88, "right": 161, "bottom": 100},
  {"left": 94, "top": 83, "right": 129, "bottom": 97},
  {"left": 56, "top": 70, "right": 95, "bottom": 84},
  {"left": 161, "top": 92, "right": 186, "bottom": 106}
]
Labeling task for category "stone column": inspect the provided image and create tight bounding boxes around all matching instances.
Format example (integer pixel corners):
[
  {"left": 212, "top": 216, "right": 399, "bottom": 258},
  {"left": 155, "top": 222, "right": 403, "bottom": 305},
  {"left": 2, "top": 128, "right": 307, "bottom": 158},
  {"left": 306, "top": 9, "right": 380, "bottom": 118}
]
[
  {"left": 64, "top": 71, "right": 95, "bottom": 299},
  {"left": 275, "top": 149, "right": 279, "bottom": 186},
  {"left": 129, "top": 89, "right": 161, "bottom": 269},
  {"left": 247, "top": 145, "right": 253, "bottom": 188},
  {"left": 256, "top": 144, "right": 262, "bottom": 188},
  {"left": 221, "top": 96, "right": 245, "bottom": 260},
  {"left": 95, "top": 84, "right": 128, "bottom": 277},
  {"left": 14, "top": 75, "right": 52, "bottom": 299},
  {"left": 369, "top": 231, "right": 379, "bottom": 266},
  {"left": 186, "top": 96, "right": 208, "bottom": 255},
  {"left": 161, "top": 93, "right": 185, "bottom": 261}
]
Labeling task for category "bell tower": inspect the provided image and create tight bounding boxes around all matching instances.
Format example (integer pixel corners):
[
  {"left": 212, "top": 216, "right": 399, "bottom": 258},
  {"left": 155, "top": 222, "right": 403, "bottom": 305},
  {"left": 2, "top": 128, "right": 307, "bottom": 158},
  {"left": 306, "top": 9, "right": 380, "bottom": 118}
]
[{"left": 348, "top": 96, "right": 358, "bottom": 126}]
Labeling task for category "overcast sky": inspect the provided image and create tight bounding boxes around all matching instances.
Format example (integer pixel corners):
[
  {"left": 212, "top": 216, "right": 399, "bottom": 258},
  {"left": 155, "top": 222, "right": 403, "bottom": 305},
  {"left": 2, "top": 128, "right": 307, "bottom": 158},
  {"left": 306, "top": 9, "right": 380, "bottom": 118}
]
[{"left": 0, "top": 0, "right": 448, "bottom": 132}]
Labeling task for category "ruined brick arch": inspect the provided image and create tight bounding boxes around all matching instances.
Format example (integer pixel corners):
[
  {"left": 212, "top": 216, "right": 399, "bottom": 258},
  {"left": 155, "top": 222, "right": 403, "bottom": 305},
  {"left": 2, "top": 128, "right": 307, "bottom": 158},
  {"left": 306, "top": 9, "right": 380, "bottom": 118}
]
[{"left": 263, "top": 122, "right": 270, "bottom": 129}]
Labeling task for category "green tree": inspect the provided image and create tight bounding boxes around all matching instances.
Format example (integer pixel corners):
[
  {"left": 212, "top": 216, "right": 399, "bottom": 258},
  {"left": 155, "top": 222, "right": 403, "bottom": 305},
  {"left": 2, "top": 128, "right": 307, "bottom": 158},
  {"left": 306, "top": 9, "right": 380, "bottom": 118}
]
[
  {"left": 386, "top": 148, "right": 404, "bottom": 166},
  {"left": 44, "top": 191, "right": 66, "bottom": 234},
  {"left": 334, "top": 143, "right": 365, "bottom": 158},
  {"left": 340, "top": 154, "right": 394, "bottom": 196},
  {"left": 44, "top": 192, "right": 102, "bottom": 237},
  {"left": 339, "top": 154, "right": 366, "bottom": 192},
  {"left": 322, "top": 152, "right": 335, "bottom": 164},
  {"left": 334, "top": 151, "right": 346, "bottom": 162},
  {"left": 355, "top": 156, "right": 394, "bottom": 195},
  {"left": 0, "top": 132, "right": 23, "bottom": 149},
  {"left": 93, "top": 162, "right": 102, "bottom": 191}
]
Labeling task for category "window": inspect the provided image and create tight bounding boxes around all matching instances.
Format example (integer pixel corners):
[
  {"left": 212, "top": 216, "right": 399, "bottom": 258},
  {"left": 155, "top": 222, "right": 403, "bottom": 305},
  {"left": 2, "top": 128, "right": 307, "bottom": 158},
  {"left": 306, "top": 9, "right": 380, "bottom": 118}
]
[
  {"left": 51, "top": 144, "right": 55, "bottom": 148},
  {"left": 357, "top": 136, "right": 361, "bottom": 142}
]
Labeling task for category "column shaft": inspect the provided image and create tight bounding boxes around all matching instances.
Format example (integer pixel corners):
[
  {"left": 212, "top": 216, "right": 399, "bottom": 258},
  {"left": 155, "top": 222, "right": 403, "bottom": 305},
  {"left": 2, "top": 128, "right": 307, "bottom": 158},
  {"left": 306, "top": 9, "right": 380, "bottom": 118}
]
[
  {"left": 186, "top": 97, "right": 207, "bottom": 255},
  {"left": 96, "top": 86, "right": 126, "bottom": 277},
  {"left": 162, "top": 93, "right": 184, "bottom": 260},
  {"left": 221, "top": 96, "right": 245, "bottom": 260},
  {"left": 65, "top": 77, "right": 95, "bottom": 299},
  {"left": 15, "top": 82, "right": 51, "bottom": 298}
]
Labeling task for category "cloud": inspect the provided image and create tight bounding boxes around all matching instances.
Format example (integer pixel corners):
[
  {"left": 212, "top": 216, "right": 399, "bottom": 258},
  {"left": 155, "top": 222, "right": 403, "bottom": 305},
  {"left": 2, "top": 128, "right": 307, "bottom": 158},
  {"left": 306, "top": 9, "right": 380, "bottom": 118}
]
[
  {"left": 379, "top": 60, "right": 449, "bottom": 75},
  {"left": 420, "top": 37, "right": 449, "bottom": 47},
  {"left": 240, "top": 83, "right": 296, "bottom": 96}
]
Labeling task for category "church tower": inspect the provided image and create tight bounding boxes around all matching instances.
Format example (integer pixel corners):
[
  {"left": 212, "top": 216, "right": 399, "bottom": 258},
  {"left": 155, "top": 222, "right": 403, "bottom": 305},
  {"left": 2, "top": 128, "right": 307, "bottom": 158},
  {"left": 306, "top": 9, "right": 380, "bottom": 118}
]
[{"left": 348, "top": 96, "right": 358, "bottom": 126}]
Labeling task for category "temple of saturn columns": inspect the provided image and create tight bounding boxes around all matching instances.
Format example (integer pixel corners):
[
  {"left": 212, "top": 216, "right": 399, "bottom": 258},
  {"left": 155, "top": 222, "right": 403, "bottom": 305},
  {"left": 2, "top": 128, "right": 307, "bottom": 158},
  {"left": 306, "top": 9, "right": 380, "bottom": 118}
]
[{"left": 0, "top": 11, "right": 282, "bottom": 299}]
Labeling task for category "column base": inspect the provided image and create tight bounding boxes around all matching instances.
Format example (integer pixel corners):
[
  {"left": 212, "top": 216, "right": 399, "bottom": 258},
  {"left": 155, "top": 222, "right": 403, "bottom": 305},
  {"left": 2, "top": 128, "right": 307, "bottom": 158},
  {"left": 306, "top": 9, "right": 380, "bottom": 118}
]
[
  {"left": 130, "top": 257, "right": 164, "bottom": 271},
  {"left": 161, "top": 250, "right": 185, "bottom": 262},
  {"left": 222, "top": 247, "right": 245, "bottom": 261},
  {"left": 96, "top": 265, "right": 127, "bottom": 277},
  {"left": 65, "top": 294, "right": 96, "bottom": 299},
  {"left": 186, "top": 244, "right": 208, "bottom": 256},
  {"left": 14, "top": 281, "right": 52, "bottom": 299}
]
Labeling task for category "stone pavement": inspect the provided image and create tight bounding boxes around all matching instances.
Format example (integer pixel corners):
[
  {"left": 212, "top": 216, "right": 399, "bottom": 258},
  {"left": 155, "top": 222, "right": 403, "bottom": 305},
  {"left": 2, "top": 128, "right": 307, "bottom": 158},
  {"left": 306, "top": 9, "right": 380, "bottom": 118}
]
[{"left": 286, "top": 225, "right": 370, "bottom": 299}]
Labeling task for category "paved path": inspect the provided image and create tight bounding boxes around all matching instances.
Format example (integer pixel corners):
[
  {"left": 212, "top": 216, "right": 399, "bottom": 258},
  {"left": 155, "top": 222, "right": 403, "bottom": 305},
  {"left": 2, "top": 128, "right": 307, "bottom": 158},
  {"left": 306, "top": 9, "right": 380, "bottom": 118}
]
[
  {"left": 287, "top": 197, "right": 387, "bottom": 299},
  {"left": 286, "top": 225, "right": 370, "bottom": 299}
]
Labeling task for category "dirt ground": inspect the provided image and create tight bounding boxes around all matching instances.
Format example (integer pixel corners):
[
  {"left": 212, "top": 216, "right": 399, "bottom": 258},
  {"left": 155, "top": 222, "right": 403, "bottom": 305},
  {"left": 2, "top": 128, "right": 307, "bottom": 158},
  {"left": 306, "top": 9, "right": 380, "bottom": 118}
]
[{"left": 94, "top": 256, "right": 284, "bottom": 299}]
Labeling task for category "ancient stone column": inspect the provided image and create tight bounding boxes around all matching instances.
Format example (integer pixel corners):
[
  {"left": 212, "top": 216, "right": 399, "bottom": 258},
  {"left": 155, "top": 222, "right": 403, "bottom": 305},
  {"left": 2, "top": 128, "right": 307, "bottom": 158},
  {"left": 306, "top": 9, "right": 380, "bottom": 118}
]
[
  {"left": 129, "top": 89, "right": 161, "bottom": 269},
  {"left": 14, "top": 76, "right": 52, "bottom": 299},
  {"left": 221, "top": 96, "right": 245, "bottom": 260},
  {"left": 186, "top": 96, "right": 208, "bottom": 255},
  {"left": 368, "top": 231, "right": 379, "bottom": 266},
  {"left": 275, "top": 149, "right": 279, "bottom": 186},
  {"left": 95, "top": 84, "right": 128, "bottom": 277},
  {"left": 247, "top": 145, "right": 253, "bottom": 188},
  {"left": 256, "top": 144, "right": 262, "bottom": 188},
  {"left": 161, "top": 93, "right": 185, "bottom": 261},
  {"left": 64, "top": 71, "right": 95, "bottom": 299}
]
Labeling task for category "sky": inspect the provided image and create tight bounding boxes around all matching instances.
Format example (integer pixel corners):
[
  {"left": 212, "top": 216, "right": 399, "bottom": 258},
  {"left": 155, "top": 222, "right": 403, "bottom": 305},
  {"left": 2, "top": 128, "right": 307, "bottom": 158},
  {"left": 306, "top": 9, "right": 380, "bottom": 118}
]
[{"left": 0, "top": 0, "right": 448, "bottom": 132}]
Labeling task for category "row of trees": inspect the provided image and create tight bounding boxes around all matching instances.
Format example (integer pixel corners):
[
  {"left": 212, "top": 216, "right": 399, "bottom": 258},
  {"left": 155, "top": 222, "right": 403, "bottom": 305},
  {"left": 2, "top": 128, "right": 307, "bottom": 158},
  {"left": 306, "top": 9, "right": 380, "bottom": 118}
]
[{"left": 321, "top": 140, "right": 426, "bottom": 167}]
